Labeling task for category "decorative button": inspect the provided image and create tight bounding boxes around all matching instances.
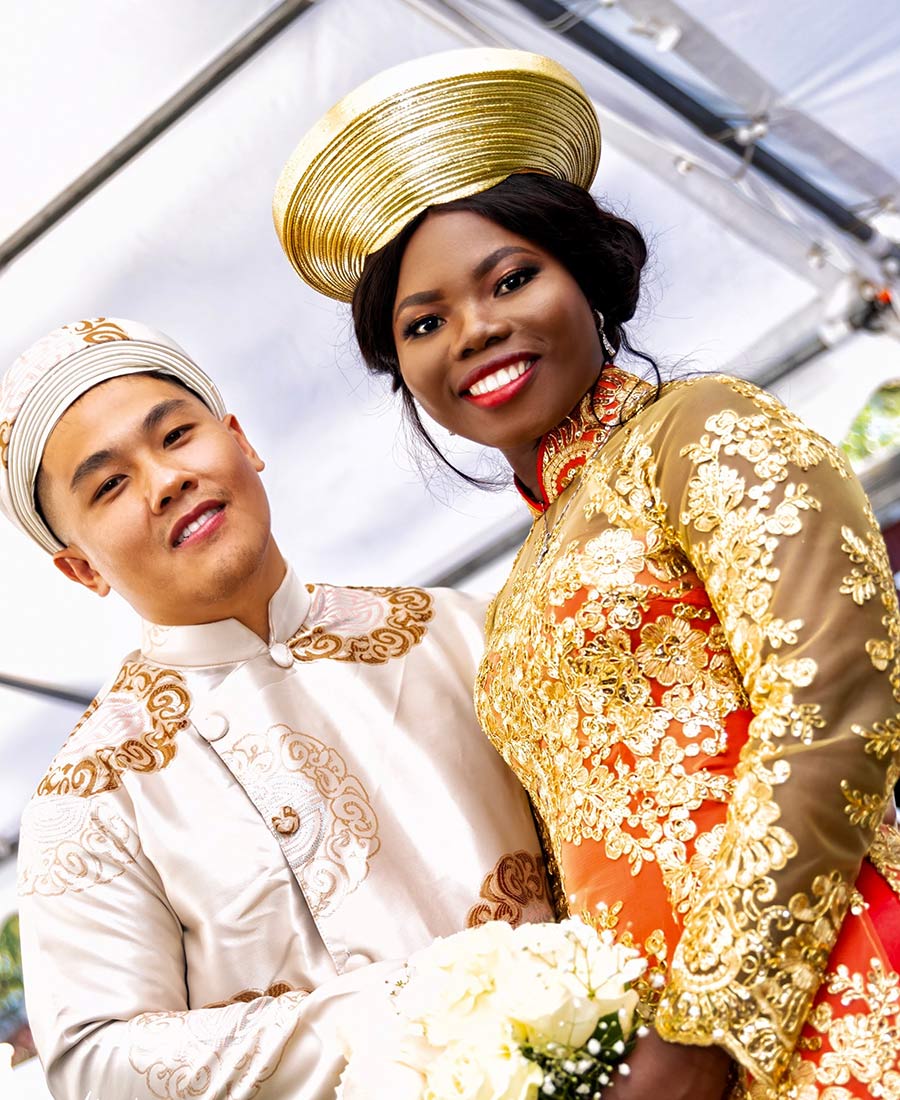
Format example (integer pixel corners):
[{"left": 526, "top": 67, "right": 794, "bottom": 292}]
[
  {"left": 199, "top": 713, "right": 229, "bottom": 742},
  {"left": 272, "top": 805, "right": 300, "bottom": 835},
  {"left": 269, "top": 642, "right": 294, "bottom": 668},
  {"left": 343, "top": 952, "right": 374, "bottom": 972}
]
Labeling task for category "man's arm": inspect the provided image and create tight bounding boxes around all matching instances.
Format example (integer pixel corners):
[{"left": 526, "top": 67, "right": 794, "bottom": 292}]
[{"left": 17, "top": 795, "right": 389, "bottom": 1100}]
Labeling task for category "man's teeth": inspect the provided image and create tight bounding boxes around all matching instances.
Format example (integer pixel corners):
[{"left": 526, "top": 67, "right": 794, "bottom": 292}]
[
  {"left": 468, "top": 359, "right": 532, "bottom": 397},
  {"left": 175, "top": 507, "right": 220, "bottom": 546}
]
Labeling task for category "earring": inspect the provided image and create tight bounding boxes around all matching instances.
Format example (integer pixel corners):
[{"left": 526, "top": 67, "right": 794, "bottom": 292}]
[{"left": 592, "top": 308, "right": 617, "bottom": 361}]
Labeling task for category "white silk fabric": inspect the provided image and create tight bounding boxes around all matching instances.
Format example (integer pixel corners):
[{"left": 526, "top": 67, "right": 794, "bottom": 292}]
[{"left": 16, "top": 568, "right": 553, "bottom": 1099}]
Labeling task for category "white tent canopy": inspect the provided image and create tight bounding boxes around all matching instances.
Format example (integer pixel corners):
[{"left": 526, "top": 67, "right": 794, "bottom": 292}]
[{"left": 1, "top": 0, "right": 898, "bottom": 860}]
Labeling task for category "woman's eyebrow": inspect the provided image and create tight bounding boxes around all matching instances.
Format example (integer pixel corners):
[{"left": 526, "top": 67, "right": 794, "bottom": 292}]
[
  {"left": 394, "top": 246, "right": 540, "bottom": 320},
  {"left": 471, "top": 245, "right": 538, "bottom": 281}
]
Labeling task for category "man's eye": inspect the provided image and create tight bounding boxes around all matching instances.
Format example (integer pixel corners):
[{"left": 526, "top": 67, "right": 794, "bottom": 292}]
[
  {"left": 95, "top": 475, "right": 124, "bottom": 500},
  {"left": 496, "top": 267, "right": 538, "bottom": 295},
  {"left": 404, "top": 315, "right": 444, "bottom": 339},
  {"left": 164, "top": 425, "right": 191, "bottom": 446}
]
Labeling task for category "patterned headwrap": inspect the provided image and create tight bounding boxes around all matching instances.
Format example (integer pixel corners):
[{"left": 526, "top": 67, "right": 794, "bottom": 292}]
[{"left": 0, "top": 317, "right": 226, "bottom": 553}]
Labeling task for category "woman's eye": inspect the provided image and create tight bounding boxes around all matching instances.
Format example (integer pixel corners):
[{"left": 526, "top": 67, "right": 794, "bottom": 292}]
[
  {"left": 404, "top": 315, "right": 444, "bottom": 339},
  {"left": 95, "top": 475, "right": 124, "bottom": 500},
  {"left": 496, "top": 267, "right": 538, "bottom": 295},
  {"left": 163, "top": 425, "right": 190, "bottom": 447}
]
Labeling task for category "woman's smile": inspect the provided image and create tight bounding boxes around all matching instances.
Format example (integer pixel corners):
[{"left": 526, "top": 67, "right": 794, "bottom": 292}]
[{"left": 393, "top": 209, "right": 605, "bottom": 482}]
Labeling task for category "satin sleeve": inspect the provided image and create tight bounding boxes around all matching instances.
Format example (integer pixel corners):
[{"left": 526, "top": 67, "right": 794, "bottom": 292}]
[
  {"left": 16, "top": 793, "right": 393, "bottom": 1100},
  {"left": 643, "top": 376, "right": 900, "bottom": 1083}
]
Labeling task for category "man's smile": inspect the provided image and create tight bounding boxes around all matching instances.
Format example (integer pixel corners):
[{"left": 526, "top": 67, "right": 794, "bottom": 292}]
[{"left": 171, "top": 501, "right": 226, "bottom": 548}]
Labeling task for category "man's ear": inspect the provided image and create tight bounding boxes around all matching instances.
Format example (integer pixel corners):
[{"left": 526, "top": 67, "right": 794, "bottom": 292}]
[
  {"left": 52, "top": 548, "right": 111, "bottom": 597},
  {"left": 223, "top": 413, "right": 265, "bottom": 472}
]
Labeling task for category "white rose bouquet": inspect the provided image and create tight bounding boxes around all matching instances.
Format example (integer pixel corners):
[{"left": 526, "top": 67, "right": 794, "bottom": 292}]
[{"left": 337, "top": 918, "right": 646, "bottom": 1100}]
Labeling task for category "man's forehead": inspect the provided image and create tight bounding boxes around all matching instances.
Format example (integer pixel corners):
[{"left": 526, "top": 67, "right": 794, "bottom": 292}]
[{"left": 45, "top": 373, "right": 207, "bottom": 463}]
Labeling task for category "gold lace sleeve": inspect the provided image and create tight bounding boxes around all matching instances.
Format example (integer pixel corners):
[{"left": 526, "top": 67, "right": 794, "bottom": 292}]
[{"left": 646, "top": 376, "right": 900, "bottom": 1083}]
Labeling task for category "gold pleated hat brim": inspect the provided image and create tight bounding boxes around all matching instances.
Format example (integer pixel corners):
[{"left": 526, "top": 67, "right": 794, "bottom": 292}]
[{"left": 273, "top": 48, "right": 601, "bottom": 302}]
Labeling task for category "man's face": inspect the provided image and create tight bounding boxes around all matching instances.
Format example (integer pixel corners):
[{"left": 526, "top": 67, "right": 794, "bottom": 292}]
[{"left": 40, "top": 373, "right": 278, "bottom": 625}]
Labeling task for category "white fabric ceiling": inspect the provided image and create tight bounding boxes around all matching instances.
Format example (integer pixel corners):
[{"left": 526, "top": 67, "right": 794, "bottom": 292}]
[{"left": 1, "top": 0, "right": 899, "bottom": 863}]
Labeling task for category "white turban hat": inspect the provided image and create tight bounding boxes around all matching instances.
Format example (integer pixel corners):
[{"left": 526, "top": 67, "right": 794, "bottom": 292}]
[{"left": 0, "top": 317, "right": 226, "bottom": 553}]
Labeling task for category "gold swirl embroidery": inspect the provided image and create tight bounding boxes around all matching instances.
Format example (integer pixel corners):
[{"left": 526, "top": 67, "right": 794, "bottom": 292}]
[
  {"left": 278, "top": 725, "right": 381, "bottom": 916},
  {"left": 204, "top": 981, "right": 306, "bottom": 1008},
  {"left": 466, "top": 850, "right": 549, "bottom": 928},
  {"left": 35, "top": 661, "right": 190, "bottom": 798},
  {"left": 72, "top": 317, "right": 131, "bottom": 344},
  {"left": 17, "top": 799, "right": 141, "bottom": 896},
  {"left": 288, "top": 586, "right": 433, "bottom": 664},
  {"left": 0, "top": 418, "right": 11, "bottom": 468}
]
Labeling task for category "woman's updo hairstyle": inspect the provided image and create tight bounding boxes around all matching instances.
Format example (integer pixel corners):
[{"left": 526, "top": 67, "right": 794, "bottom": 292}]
[{"left": 351, "top": 172, "right": 656, "bottom": 483}]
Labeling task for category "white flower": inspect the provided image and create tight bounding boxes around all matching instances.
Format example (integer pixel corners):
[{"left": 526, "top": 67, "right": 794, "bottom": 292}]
[
  {"left": 502, "top": 920, "right": 645, "bottom": 1049},
  {"left": 423, "top": 1040, "right": 542, "bottom": 1100},
  {"left": 398, "top": 922, "right": 517, "bottom": 1047}
]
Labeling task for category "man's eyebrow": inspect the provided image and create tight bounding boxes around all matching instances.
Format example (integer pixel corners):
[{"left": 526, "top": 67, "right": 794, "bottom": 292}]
[
  {"left": 142, "top": 397, "right": 190, "bottom": 435},
  {"left": 69, "top": 398, "right": 193, "bottom": 494},
  {"left": 394, "top": 246, "right": 540, "bottom": 320},
  {"left": 70, "top": 449, "right": 118, "bottom": 494}
]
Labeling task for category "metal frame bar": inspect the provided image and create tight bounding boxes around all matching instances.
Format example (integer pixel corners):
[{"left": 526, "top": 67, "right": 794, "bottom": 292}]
[
  {"left": 507, "top": 0, "right": 900, "bottom": 266},
  {"left": 0, "top": 0, "right": 317, "bottom": 272},
  {"left": 0, "top": 672, "right": 93, "bottom": 707}
]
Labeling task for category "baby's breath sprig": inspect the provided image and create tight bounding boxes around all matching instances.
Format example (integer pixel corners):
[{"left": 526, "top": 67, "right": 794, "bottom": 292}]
[{"left": 521, "top": 1012, "right": 642, "bottom": 1098}]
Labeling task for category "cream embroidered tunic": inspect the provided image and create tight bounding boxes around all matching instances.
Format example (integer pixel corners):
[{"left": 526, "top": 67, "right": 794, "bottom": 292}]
[{"left": 17, "top": 570, "right": 552, "bottom": 1100}]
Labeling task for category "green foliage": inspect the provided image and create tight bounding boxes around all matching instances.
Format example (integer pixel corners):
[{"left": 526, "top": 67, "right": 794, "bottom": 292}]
[
  {"left": 0, "top": 912, "right": 24, "bottom": 1015},
  {"left": 842, "top": 383, "right": 900, "bottom": 466},
  {"left": 522, "top": 1012, "right": 636, "bottom": 1098}
]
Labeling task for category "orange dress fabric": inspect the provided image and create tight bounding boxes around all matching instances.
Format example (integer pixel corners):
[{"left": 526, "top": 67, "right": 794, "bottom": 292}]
[{"left": 475, "top": 368, "right": 900, "bottom": 1098}]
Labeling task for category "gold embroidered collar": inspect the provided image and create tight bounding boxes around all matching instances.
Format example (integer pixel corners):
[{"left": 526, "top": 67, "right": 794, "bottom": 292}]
[{"left": 515, "top": 366, "right": 655, "bottom": 514}]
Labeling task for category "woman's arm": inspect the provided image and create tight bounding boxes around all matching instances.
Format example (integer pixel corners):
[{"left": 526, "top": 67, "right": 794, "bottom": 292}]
[{"left": 631, "top": 375, "right": 900, "bottom": 1084}]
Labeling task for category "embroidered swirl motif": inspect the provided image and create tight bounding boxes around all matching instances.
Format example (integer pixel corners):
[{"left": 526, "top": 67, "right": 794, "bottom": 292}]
[
  {"left": 204, "top": 981, "right": 305, "bottom": 1009},
  {"left": 72, "top": 317, "right": 131, "bottom": 344},
  {"left": 0, "top": 418, "right": 11, "bottom": 468},
  {"left": 35, "top": 661, "right": 190, "bottom": 798},
  {"left": 288, "top": 585, "right": 434, "bottom": 663},
  {"left": 222, "top": 724, "right": 381, "bottom": 917},
  {"left": 466, "top": 850, "right": 549, "bottom": 927},
  {"left": 128, "top": 991, "right": 308, "bottom": 1099},
  {"left": 17, "top": 798, "right": 141, "bottom": 896},
  {"left": 475, "top": 372, "right": 900, "bottom": 1084}
]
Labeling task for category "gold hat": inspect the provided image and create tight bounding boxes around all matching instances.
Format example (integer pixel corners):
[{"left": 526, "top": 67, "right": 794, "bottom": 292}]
[{"left": 273, "top": 48, "right": 601, "bottom": 302}]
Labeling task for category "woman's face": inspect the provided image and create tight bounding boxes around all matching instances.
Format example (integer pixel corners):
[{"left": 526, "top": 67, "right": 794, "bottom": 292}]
[{"left": 392, "top": 210, "right": 604, "bottom": 469}]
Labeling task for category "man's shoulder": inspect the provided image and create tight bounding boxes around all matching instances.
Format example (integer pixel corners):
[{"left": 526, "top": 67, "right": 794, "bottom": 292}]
[
  {"left": 28, "top": 651, "right": 191, "bottom": 803},
  {"left": 288, "top": 582, "right": 488, "bottom": 665}
]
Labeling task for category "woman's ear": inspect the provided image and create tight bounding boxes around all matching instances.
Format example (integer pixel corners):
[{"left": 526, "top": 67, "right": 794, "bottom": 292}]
[{"left": 52, "top": 548, "right": 111, "bottom": 597}]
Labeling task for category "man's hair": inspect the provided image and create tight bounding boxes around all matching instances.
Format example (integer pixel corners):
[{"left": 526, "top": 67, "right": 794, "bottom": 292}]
[{"left": 34, "top": 370, "right": 204, "bottom": 547}]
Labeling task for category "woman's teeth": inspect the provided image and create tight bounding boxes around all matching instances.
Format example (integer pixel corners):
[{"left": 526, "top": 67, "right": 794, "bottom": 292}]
[
  {"left": 175, "top": 507, "right": 221, "bottom": 546},
  {"left": 467, "top": 359, "right": 532, "bottom": 396}
]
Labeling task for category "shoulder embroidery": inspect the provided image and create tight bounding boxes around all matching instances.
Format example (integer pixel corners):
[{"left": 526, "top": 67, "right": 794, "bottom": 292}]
[
  {"left": 35, "top": 660, "right": 191, "bottom": 798},
  {"left": 289, "top": 585, "right": 434, "bottom": 664}
]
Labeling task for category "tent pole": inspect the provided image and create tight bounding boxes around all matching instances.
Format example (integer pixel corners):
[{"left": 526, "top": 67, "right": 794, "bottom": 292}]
[
  {"left": 507, "top": 0, "right": 900, "bottom": 268},
  {"left": 0, "top": 0, "right": 316, "bottom": 272}
]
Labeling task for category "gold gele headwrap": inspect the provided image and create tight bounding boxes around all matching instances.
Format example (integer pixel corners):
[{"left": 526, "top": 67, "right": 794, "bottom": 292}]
[
  {"left": 0, "top": 317, "right": 226, "bottom": 553},
  {"left": 273, "top": 48, "right": 601, "bottom": 302}
]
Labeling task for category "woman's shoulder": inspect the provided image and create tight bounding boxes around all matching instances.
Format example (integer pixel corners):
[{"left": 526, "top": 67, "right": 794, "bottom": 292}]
[{"left": 630, "top": 370, "right": 848, "bottom": 475}]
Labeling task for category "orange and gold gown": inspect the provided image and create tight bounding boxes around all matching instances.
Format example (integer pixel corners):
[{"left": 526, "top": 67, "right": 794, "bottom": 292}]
[{"left": 476, "top": 367, "right": 900, "bottom": 1098}]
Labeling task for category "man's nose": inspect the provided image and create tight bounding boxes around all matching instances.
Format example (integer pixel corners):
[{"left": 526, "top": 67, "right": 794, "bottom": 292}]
[{"left": 148, "top": 463, "right": 197, "bottom": 512}]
